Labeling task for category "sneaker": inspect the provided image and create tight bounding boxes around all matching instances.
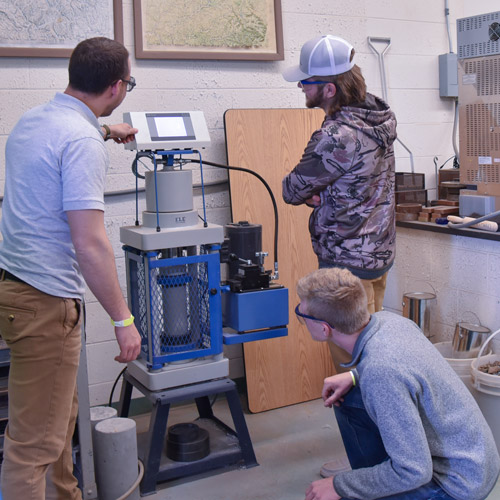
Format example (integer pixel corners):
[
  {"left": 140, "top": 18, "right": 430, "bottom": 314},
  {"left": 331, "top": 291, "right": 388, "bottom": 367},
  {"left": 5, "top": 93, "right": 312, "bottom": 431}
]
[{"left": 320, "top": 455, "right": 351, "bottom": 478}]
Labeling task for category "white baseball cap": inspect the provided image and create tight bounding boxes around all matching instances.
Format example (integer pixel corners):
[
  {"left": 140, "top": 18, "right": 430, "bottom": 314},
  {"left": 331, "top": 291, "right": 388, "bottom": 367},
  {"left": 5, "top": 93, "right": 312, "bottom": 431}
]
[{"left": 282, "top": 35, "right": 355, "bottom": 82}]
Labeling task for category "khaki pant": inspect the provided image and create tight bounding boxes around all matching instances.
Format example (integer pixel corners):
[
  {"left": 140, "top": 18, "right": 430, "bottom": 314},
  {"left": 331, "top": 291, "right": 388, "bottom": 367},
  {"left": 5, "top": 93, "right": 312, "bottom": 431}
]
[
  {"left": 328, "top": 272, "right": 388, "bottom": 374},
  {"left": 0, "top": 279, "right": 82, "bottom": 500}
]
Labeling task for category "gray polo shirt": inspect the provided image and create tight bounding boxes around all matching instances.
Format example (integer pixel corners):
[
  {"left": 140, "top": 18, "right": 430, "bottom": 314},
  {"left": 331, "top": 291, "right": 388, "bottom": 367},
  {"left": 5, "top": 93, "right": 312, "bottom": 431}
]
[{"left": 0, "top": 92, "right": 108, "bottom": 299}]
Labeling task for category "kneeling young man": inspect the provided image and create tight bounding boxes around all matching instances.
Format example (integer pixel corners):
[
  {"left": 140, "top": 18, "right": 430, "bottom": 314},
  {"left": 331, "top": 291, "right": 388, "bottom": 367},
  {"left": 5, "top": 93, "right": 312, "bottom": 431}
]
[{"left": 296, "top": 268, "right": 500, "bottom": 500}]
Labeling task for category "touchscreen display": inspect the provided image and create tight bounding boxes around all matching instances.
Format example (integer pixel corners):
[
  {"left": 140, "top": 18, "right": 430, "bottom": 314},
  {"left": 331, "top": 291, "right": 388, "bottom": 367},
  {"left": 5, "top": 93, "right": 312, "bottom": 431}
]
[{"left": 146, "top": 112, "right": 196, "bottom": 141}]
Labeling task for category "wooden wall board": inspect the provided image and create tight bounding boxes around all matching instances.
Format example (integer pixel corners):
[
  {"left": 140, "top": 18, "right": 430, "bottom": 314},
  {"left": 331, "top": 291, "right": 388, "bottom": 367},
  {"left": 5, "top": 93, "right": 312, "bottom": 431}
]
[{"left": 224, "top": 108, "right": 335, "bottom": 413}]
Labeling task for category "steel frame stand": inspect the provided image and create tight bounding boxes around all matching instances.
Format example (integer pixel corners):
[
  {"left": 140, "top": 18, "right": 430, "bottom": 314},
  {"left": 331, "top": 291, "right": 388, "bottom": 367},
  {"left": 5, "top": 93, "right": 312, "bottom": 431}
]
[
  {"left": 118, "top": 371, "right": 258, "bottom": 496},
  {"left": 75, "top": 318, "right": 98, "bottom": 499}
]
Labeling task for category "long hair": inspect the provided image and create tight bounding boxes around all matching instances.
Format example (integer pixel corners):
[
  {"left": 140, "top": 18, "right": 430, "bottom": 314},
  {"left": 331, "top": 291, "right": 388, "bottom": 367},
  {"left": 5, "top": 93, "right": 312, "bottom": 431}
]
[
  {"left": 314, "top": 50, "right": 367, "bottom": 115},
  {"left": 68, "top": 37, "right": 129, "bottom": 95}
]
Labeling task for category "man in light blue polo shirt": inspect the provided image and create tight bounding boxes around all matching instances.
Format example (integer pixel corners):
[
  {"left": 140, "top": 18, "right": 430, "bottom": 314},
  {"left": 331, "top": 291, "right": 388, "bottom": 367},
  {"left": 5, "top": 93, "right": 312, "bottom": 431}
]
[{"left": 0, "top": 37, "right": 141, "bottom": 500}]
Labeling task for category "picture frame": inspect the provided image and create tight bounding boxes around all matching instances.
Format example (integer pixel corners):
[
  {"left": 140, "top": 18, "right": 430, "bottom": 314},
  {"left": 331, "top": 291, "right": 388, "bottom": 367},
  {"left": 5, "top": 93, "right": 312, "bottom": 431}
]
[
  {"left": 133, "top": 0, "right": 284, "bottom": 61},
  {"left": 0, "top": 0, "right": 124, "bottom": 58}
]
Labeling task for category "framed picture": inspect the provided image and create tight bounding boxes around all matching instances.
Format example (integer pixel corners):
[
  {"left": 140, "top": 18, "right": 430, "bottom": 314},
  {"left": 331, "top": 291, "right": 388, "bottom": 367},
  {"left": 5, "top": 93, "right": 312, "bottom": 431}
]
[
  {"left": 133, "top": 0, "right": 284, "bottom": 61},
  {"left": 0, "top": 0, "right": 124, "bottom": 58}
]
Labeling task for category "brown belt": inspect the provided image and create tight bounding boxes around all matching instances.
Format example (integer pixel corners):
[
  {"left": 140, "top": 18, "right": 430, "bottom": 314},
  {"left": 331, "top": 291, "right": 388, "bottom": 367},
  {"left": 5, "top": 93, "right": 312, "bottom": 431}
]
[{"left": 0, "top": 269, "right": 25, "bottom": 283}]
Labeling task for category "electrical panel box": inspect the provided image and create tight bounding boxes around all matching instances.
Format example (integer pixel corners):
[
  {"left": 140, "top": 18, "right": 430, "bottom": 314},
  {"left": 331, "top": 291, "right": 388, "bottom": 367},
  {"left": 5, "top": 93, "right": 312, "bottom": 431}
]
[
  {"left": 439, "top": 53, "right": 458, "bottom": 98},
  {"left": 457, "top": 11, "right": 500, "bottom": 195}
]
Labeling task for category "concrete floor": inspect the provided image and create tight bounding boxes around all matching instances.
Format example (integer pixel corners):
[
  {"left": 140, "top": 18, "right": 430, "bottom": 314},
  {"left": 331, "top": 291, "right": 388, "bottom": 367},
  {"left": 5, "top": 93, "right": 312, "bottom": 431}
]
[{"left": 131, "top": 396, "right": 500, "bottom": 500}]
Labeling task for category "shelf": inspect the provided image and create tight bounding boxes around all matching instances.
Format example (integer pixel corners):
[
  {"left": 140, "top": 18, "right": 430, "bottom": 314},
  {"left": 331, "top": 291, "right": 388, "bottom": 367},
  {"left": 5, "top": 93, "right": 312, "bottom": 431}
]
[{"left": 396, "top": 220, "right": 500, "bottom": 241}]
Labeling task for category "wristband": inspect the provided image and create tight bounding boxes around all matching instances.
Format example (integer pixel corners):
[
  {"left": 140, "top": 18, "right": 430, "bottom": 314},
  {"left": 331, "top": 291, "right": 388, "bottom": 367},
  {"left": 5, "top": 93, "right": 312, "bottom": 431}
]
[
  {"left": 102, "top": 124, "right": 111, "bottom": 141},
  {"left": 111, "top": 314, "right": 134, "bottom": 327},
  {"left": 350, "top": 370, "right": 356, "bottom": 387}
]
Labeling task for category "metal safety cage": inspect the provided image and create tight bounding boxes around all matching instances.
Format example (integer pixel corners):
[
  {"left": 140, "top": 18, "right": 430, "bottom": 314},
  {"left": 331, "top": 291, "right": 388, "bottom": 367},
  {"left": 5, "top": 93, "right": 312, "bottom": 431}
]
[{"left": 123, "top": 246, "right": 223, "bottom": 370}]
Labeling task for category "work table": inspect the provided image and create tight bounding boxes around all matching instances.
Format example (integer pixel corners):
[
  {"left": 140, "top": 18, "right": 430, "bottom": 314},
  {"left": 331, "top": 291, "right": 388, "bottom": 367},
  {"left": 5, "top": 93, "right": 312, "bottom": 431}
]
[{"left": 396, "top": 220, "right": 500, "bottom": 242}]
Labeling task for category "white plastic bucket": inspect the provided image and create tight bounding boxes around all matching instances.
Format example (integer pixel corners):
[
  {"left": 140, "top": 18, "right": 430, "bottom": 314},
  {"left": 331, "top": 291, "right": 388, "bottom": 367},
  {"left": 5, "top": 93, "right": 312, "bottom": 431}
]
[
  {"left": 434, "top": 342, "right": 478, "bottom": 397},
  {"left": 471, "top": 329, "right": 500, "bottom": 454}
]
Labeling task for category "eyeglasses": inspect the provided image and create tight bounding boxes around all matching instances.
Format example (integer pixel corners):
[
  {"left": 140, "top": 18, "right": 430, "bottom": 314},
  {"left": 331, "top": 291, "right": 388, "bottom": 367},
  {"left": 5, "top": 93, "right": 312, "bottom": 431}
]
[
  {"left": 299, "top": 79, "right": 329, "bottom": 87},
  {"left": 121, "top": 76, "right": 136, "bottom": 92},
  {"left": 295, "top": 303, "right": 334, "bottom": 328}
]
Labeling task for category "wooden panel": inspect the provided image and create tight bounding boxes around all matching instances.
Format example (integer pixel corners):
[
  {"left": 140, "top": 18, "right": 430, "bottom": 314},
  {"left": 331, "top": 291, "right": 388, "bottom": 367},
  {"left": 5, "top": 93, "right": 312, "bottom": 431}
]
[{"left": 224, "top": 108, "right": 335, "bottom": 413}]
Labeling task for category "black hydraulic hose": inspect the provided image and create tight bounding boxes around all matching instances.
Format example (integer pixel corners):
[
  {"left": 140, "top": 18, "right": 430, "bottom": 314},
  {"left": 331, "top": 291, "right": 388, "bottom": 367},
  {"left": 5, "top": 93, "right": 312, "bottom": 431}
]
[
  {"left": 108, "top": 366, "right": 127, "bottom": 407},
  {"left": 188, "top": 158, "right": 280, "bottom": 276}
]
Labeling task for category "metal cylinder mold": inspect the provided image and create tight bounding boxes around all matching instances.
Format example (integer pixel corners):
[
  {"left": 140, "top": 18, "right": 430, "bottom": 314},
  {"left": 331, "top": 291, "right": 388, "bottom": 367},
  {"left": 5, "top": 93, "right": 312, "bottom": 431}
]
[{"left": 402, "top": 292, "right": 437, "bottom": 339}]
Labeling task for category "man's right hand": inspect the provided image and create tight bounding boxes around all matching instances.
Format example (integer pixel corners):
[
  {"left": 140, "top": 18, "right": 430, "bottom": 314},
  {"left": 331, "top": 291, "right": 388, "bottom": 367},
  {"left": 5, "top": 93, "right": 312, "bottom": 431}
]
[
  {"left": 322, "top": 372, "right": 354, "bottom": 408},
  {"left": 114, "top": 324, "right": 142, "bottom": 363},
  {"left": 305, "top": 478, "right": 341, "bottom": 500}
]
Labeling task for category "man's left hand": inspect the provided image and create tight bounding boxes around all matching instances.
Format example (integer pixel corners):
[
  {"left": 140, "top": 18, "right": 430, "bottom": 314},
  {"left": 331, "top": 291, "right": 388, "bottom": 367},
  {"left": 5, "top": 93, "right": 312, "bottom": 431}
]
[
  {"left": 305, "top": 194, "right": 321, "bottom": 207},
  {"left": 305, "top": 478, "right": 341, "bottom": 500}
]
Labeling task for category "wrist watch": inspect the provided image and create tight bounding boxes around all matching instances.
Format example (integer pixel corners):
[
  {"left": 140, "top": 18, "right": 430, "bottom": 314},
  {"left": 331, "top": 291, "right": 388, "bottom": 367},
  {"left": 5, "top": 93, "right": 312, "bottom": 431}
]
[{"left": 102, "top": 124, "right": 111, "bottom": 141}]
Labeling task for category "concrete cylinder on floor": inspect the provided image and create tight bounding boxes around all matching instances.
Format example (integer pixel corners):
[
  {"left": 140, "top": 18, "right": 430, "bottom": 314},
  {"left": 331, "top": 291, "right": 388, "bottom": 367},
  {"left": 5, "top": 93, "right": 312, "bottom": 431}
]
[
  {"left": 90, "top": 405, "right": 117, "bottom": 433},
  {"left": 93, "top": 417, "right": 140, "bottom": 500}
]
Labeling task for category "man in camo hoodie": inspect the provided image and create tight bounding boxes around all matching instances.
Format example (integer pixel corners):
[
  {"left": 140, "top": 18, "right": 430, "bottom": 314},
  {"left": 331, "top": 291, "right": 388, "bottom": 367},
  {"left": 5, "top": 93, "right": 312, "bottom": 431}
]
[
  {"left": 283, "top": 34, "right": 398, "bottom": 480},
  {"left": 282, "top": 34, "right": 397, "bottom": 371}
]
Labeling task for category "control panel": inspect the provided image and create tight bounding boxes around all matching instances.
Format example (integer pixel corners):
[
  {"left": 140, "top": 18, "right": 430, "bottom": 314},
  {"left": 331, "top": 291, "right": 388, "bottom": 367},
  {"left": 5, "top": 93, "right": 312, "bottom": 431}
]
[{"left": 123, "top": 111, "right": 211, "bottom": 151}]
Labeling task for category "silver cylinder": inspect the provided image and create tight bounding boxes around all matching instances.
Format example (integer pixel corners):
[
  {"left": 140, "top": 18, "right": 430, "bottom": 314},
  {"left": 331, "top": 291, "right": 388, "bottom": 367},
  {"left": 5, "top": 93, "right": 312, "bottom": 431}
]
[
  {"left": 145, "top": 169, "right": 193, "bottom": 213},
  {"left": 163, "top": 276, "right": 189, "bottom": 338}
]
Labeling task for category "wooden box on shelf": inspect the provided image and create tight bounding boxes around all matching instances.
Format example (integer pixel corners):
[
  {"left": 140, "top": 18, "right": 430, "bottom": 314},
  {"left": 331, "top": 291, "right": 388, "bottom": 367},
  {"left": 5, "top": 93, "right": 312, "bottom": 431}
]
[{"left": 438, "top": 168, "right": 466, "bottom": 201}]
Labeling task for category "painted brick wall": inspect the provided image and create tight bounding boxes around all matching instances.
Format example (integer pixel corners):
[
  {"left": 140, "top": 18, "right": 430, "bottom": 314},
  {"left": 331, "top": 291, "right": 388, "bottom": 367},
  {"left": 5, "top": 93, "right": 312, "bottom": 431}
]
[
  {"left": 1, "top": 0, "right": 498, "bottom": 404},
  {"left": 385, "top": 228, "right": 500, "bottom": 355}
]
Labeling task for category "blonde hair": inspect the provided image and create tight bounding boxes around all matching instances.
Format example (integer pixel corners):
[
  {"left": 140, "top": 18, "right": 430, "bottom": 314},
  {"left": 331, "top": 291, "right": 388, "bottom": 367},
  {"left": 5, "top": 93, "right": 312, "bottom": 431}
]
[{"left": 296, "top": 268, "right": 369, "bottom": 334}]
